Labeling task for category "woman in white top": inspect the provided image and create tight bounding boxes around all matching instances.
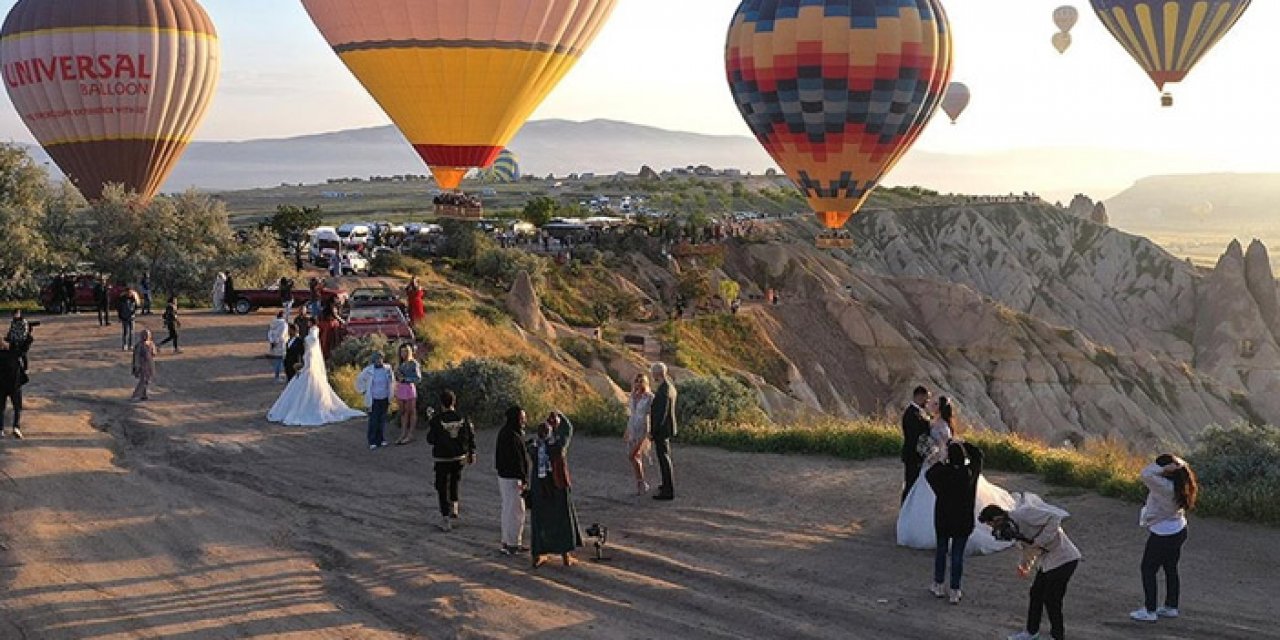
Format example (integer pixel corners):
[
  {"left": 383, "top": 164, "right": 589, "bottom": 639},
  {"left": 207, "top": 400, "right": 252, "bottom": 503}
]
[
  {"left": 1130, "top": 454, "right": 1198, "bottom": 623},
  {"left": 625, "top": 373, "right": 655, "bottom": 495},
  {"left": 267, "top": 311, "right": 289, "bottom": 381},
  {"left": 267, "top": 326, "right": 364, "bottom": 426},
  {"left": 898, "top": 396, "right": 1015, "bottom": 555}
]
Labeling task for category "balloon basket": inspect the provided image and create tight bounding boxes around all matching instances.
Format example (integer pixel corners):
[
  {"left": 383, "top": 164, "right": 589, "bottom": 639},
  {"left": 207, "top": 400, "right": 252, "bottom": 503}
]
[
  {"left": 1161, "top": 92, "right": 1173, "bottom": 108},
  {"left": 435, "top": 204, "right": 485, "bottom": 220},
  {"left": 816, "top": 236, "right": 854, "bottom": 250}
]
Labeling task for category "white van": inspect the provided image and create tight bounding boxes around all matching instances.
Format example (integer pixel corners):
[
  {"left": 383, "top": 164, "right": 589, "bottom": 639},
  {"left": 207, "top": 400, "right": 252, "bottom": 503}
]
[
  {"left": 309, "top": 227, "right": 341, "bottom": 266},
  {"left": 338, "top": 223, "right": 372, "bottom": 248}
]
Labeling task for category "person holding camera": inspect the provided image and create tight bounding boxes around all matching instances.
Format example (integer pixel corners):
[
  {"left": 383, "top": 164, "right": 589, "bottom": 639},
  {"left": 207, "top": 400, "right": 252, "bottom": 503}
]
[
  {"left": 527, "top": 412, "right": 582, "bottom": 567},
  {"left": 426, "top": 390, "right": 476, "bottom": 532},
  {"left": 1129, "top": 454, "right": 1198, "bottom": 623},
  {"left": 926, "top": 441, "right": 984, "bottom": 604},
  {"left": 979, "top": 495, "right": 1082, "bottom": 640},
  {"left": 8, "top": 310, "right": 32, "bottom": 372},
  {"left": 495, "top": 405, "right": 531, "bottom": 556},
  {"left": 0, "top": 336, "right": 25, "bottom": 440}
]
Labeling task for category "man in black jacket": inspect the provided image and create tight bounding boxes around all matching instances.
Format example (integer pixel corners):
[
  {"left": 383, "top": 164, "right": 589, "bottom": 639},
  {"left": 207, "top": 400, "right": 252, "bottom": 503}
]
[
  {"left": 649, "top": 362, "right": 678, "bottom": 501},
  {"left": 93, "top": 278, "right": 111, "bottom": 326},
  {"left": 926, "top": 441, "right": 983, "bottom": 604},
  {"left": 282, "top": 323, "right": 306, "bottom": 382},
  {"left": 901, "top": 386, "right": 932, "bottom": 503},
  {"left": 117, "top": 288, "right": 138, "bottom": 351},
  {"left": 495, "top": 405, "right": 531, "bottom": 554},
  {"left": 0, "top": 337, "right": 25, "bottom": 440},
  {"left": 426, "top": 390, "right": 476, "bottom": 532}
]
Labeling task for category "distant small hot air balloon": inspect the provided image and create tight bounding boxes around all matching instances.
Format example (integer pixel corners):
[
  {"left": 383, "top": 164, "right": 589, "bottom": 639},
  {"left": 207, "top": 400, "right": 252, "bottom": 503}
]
[
  {"left": 1054, "top": 6, "right": 1080, "bottom": 32},
  {"left": 1052, "top": 31, "right": 1073, "bottom": 54},
  {"left": 1090, "top": 0, "right": 1251, "bottom": 106},
  {"left": 942, "top": 83, "right": 970, "bottom": 124},
  {"left": 0, "top": 0, "right": 221, "bottom": 201},
  {"left": 301, "top": 0, "right": 617, "bottom": 191},
  {"left": 726, "top": 0, "right": 952, "bottom": 248},
  {"left": 486, "top": 149, "right": 521, "bottom": 183}
]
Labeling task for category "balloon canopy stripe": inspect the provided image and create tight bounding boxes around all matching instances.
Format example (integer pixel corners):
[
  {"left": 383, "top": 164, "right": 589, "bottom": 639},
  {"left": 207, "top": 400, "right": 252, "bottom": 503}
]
[
  {"left": 333, "top": 38, "right": 581, "bottom": 57},
  {"left": 725, "top": 0, "right": 950, "bottom": 225},
  {"left": 412, "top": 144, "right": 504, "bottom": 170},
  {"left": 0, "top": 0, "right": 216, "bottom": 34},
  {"left": 1090, "top": 0, "right": 1250, "bottom": 90}
]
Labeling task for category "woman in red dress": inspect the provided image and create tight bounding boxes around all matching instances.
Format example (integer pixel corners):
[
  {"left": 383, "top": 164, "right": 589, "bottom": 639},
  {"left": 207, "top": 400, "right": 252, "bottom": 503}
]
[
  {"left": 317, "top": 305, "right": 344, "bottom": 362},
  {"left": 406, "top": 276, "right": 426, "bottom": 325}
]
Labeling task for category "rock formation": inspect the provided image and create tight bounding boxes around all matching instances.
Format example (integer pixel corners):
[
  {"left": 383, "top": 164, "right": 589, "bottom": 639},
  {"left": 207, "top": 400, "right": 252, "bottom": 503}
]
[
  {"left": 505, "top": 270, "right": 556, "bottom": 340},
  {"left": 1091, "top": 202, "right": 1108, "bottom": 225},
  {"left": 1065, "top": 194, "right": 1095, "bottom": 220}
]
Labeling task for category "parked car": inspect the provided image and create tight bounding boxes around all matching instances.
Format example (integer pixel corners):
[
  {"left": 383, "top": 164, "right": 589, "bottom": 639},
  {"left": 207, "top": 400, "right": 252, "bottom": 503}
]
[
  {"left": 340, "top": 252, "right": 369, "bottom": 276},
  {"left": 342, "top": 306, "right": 415, "bottom": 342},
  {"left": 38, "top": 275, "right": 125, "bottom": 313},
  {"left": 228, "top": 283, "right": 347, "bottom": 315},
  {"left": 346, "top": 286, "right": 406, "bottom": 315}
]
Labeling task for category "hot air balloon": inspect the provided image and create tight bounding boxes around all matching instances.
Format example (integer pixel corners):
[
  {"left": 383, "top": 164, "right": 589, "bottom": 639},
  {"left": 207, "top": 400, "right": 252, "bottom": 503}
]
[
  {"left": 1090, "top": 0, "right": 1250, "bottom": 106},
  {"left": 942, "top": 83, "right": 970, "bottom": 125},
  {"left": 301, "top": 0, "right": 616, "bottom": 192},
  {"left": 486, "top": 149, "right": 522, "bottom": 183},
  {"left": 1054, "top": 6, "right": 1080, "bottom": 32},
  {"left": 726, "top": 0, "right": 952, "bottom": 248},
  {"left": 0, "top": 0, "right": 220, "bottom": 201},
  {"left": 1053, "top": 31, "right": 1074, "bottom": 54}
]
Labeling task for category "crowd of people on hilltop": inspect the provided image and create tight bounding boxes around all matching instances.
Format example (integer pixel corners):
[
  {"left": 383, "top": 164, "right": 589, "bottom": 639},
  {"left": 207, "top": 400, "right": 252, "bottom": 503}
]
[{"left": 433, "top": 193, "right": 483, "bottom": 208}]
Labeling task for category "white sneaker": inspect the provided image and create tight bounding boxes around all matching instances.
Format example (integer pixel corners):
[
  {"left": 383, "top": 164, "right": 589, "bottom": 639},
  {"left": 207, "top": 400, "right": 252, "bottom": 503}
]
[
  {"left": 11, "top": 428, "right": 21, "bottom": 440},
  {"left": 1007, "top": 631, "right": 1040, "bottom": 640},
  {"left": 1156, "top": 606, "right": 1180, "bottom": 618},
  {"left": 929, "top": 582, "right": 947, "bottom": 598},
  {"left": 948, "top": 588, "right": 962, "bottom": 605},
  {"left": 438, "top": 515, "right": 452, "bottom": 532},
  {"left": 1130, "top": 608, "right": 1158, "bottom": 622}
]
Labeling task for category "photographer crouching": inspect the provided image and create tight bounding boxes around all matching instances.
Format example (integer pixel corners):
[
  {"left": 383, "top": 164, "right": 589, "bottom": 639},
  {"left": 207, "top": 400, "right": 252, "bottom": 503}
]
[{"left": 980, "top": 495, "right": 1082, "bottom": 640}]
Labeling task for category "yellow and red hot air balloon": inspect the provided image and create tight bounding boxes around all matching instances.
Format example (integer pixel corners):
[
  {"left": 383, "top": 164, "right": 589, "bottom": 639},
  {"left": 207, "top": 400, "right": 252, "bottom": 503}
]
[
  {"left": 1090, "top": 0, "right": 1250, "bottom": 106},
  {"left": 301, "top": 0, "right": 617, "bottom": 191},
  {"left": 0, "top": 0, "right": 220, "bottom": 201},
  {"left": 726, "top": 0, "right": 952, "bottom": 248}
]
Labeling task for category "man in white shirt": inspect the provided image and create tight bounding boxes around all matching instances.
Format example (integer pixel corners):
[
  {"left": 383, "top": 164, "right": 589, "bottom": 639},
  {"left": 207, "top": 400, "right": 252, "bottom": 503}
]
[{"left": 356, "top": 352, "right": 394, "bottom": 450}]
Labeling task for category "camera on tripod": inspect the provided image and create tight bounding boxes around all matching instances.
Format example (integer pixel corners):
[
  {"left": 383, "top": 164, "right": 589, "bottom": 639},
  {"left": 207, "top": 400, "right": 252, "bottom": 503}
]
[{"left": 585, "top": 523, "right": 608, "bottom": 562}]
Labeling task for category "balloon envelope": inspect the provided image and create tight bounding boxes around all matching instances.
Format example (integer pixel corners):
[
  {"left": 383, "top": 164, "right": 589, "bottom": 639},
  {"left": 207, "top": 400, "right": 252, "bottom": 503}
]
[
  {"left": 1090, "top": 0, "right": 1250, "bottom": 92},
  {"left": 301, "top": 0, "right": 617, "bottom": 190},
  {"left": 1053, "top": 31, "right": 1073, "bottom": 54},
  {"left": 1054, "top": 6, "right": 1080, "bottom": 32},
  {"left": 725, "top": 0, "right": 952, "bottom": 230},
  {"left": 942, "top": 82, "right": 970, "bottom": 124},
  {"left": 487, "top": 148, "right": 521, "bottom": 183},
  {"left": 0, "top": 0, "right": 220, "bottom": 200}
]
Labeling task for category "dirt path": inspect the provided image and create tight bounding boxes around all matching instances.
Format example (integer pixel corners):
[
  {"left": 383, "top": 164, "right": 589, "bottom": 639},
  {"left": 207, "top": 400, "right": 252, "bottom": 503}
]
[{"left": 0, "top": 312, "right": 1276, "bottom": 639}]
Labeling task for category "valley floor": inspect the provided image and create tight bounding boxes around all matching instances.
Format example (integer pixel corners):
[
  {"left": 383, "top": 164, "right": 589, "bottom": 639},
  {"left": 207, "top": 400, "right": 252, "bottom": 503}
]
[{"left": 0, "top": 312, "right": 1275, "bottom": 639}]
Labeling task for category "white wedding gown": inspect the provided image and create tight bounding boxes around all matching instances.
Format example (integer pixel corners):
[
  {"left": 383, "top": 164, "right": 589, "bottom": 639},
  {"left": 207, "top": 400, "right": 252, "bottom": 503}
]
[
  {"left": 896, "top": 422, "right": 1016, "bottom": 556},
  {"left": 267, "top": 327, "right": 364, "bottom": 426}
]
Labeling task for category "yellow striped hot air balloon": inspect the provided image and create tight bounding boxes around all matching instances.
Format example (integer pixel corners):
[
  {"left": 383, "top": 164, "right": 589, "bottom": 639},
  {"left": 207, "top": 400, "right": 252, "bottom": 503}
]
[
  {"left": 301, "top": 0, "right": 617, "bottom": 190},
  {"left": 0, "top": 0, "right": 220, "bottom": 201}
]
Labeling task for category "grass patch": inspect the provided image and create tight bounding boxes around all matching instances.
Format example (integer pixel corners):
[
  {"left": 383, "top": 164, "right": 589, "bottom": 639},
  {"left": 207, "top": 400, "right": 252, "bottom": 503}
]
[{"left": 664, "top": 315, "right": 792, "bottom": 389}]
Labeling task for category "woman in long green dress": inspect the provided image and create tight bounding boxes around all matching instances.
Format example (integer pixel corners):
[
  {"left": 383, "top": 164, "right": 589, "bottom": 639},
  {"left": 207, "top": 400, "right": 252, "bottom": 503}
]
[{"left": 527, "top": 412, "right": 582, "bottom": 567}]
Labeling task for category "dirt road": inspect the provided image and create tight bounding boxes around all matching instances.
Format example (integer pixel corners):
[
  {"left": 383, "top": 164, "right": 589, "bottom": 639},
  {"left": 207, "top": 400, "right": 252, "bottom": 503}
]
[{"left": 0, "top": 312, "right": 1275, "bottom": 639}]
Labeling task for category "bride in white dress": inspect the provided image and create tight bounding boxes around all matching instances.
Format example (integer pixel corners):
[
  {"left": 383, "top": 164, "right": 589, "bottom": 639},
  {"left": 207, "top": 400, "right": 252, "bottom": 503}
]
[
  {"left": 897, "top": 396, "right": 1015, "bottom": 555},
  {"left": 267, "top": 326, "right": 364, "bottom": 426}
]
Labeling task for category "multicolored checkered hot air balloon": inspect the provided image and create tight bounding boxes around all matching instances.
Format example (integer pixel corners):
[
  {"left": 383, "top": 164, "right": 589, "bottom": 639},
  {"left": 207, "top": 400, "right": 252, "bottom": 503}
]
[
  {"left": 301, "top": 0, "right": 617, "bottom": 191},
  {"left": 1090, "top": 0, "right": 1250, "bottom": 106},
  {"left": 486, "top": 148, "right": 521, "bottom": 183},
  {"left": 0, "top": 0, "right": 221, "bottom": 201},
  {"left": 725, "top": 0, "right": 953, "bottom": 247}
]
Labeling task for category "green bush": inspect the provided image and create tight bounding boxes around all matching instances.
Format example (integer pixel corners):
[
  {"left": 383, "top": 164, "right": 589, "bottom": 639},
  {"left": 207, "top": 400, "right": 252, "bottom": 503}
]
[
  {"left": 330, "top": 334, "right": 401, "bottom": 370},
  {"left": 418, "top": 358, "right": 537, "bottom": 429},
  {"left": 369, "top": 251, "right": 426, "bottom": 277},
  {"left": 675, "top": 375, "right": 762, "bottom": 427},
  {"left": 569, "top": 396, "right": 628, "bottom": 437},
  {"left": 1190, "top": 423, "right": 1280, "bottom": 525},
  {"left": 473, "top": 248, "right": 545, "bottom": 287}
]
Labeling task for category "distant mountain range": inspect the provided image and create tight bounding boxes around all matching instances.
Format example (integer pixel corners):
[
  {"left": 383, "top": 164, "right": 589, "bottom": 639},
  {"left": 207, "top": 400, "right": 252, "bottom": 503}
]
[
  {"left": 13, "top": 118, "right": 1227, "bottom": 204},
  {"left": 1105, "top": 173, "right": 1280, "bottom": 233}
]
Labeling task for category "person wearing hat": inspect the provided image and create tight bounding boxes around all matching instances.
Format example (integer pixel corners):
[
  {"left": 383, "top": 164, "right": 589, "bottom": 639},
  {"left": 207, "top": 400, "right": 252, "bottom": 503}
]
[{"left": 355, "top": 352, "right": 394, "bottom": 450}]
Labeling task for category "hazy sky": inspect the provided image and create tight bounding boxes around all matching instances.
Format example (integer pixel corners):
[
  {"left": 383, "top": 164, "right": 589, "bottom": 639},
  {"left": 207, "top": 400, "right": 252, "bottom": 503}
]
[{"left": 0, "top": 0, "right": 1275, "bottom": 173}]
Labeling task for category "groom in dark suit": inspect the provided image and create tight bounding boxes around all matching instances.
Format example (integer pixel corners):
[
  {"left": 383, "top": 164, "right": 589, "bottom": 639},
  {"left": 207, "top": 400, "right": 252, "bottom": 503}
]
[
  {"left": 649, "top": 362, "right": 678, "bottom": 501},
  {"left": 901, "top": 386, "right": 932, "bottom": 503},
  {"left": 283, "top": 323, "right": 306, "bottom": 382}
]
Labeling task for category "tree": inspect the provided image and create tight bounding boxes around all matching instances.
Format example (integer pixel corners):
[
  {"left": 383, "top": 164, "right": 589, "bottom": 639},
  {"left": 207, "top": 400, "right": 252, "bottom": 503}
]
[
  {"left": 0, "top": 143, "right": 54, "bottom": 298},
  {"left": 677, "top": 268, "right": 713, "bottom": 307},
  {"left": 522, "top": 196, "right": 558, "bottom": 227},
  {"left": 719, "top": 279, "right": 741, "bottom": 308},
  {"left": 270, "top": 204, "right": 323, "bottom": 265}
]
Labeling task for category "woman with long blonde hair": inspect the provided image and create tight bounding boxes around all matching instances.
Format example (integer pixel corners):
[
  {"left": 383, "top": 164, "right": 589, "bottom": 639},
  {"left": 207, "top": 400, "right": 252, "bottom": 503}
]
[
  {"left": 394, "top": 343, "right": 422, "bottom": 445},
  {"left": 625, "top": 373, "right": 655, "bottom": 495}
]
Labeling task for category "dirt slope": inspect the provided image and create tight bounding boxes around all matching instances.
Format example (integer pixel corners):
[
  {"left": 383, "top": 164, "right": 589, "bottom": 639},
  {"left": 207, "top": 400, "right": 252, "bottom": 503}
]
[{"left": 0, "top": 312, "right": 1275, "bottom": 639}]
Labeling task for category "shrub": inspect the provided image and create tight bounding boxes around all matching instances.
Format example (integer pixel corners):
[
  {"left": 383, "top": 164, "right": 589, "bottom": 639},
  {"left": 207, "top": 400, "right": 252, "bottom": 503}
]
[
  {"left": 676, "top": 375, "right": 763, "bottom": 427},
  {"left": 418, "top": 358, "right": 537, "bottom": 429},
  {"left": 370, "top": 251, "right": 426, "bottom": 278},
  {"left": 471, "top": 303, "right": 509, "bottom": 326},
  {"left": 330, "top": 364, "right": 364, "bottom": 411},
  {"left": 473, "top": 247, "right": 546, "bottom": 287},
  {"left": 569, "top": 396, "right": 628, "bottom": 437},
  {"left": 1190, "top": 423, "right": 1280, "bottom": 525},
  {"left": 330, "top": 334, "right": 400, "bottom": 370}
]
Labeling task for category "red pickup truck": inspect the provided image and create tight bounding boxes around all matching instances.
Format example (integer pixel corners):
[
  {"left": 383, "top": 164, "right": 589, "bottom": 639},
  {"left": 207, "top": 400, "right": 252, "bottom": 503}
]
[
  {"left": 228, "top": 284, "right": 347, "bottom": 315},
  {"left": 38, "top": 275, "right": 125, "bottom": 313}
]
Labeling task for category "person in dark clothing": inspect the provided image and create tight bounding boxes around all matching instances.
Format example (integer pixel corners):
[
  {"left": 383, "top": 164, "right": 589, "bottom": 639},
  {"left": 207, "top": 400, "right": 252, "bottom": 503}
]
[
  {"left": 139, "top": 272, "right": 152, "bottom": 315},
  {"left": 117, "top": 289, "right": 139, "bottom": 351},
  {"left": 294, "top": 252, "right": 304, "bottom": 273},
  {"left": 495, "top": 405, "right": 532, "bottom": 555},
  {"left": 926, "top": 441, "right": 984, "bottom": 604},
  {"left": 7, "top": 311, "right": 31, "bottom": 372},
  {"left": 223, "top": 273, "right": 237, "bottom": 314},
  {"left": 61, "top": 274, "right": 76, "bottom": 314},
  {"left": 426, "top": 390, "right": 476, "bottom": 532},
  {"left": 0, "top": 337, "right": 25, "bottom": 439},
  {"left": 902, "top": 386, "right": 932, "bottom": 503},
  {"left": 648, "top": 362, "right": 678, "bottom": 501},
  {"left": 93, "top": 278, "right": 111, "bottom": 326},
  {"left": 282, "top": 323, "right": 306, "bottom": 381},
  {"left": 279, "top": 276, "right": 295, "bottom": 317},
  {"left": 157, "top": 298, "right": 181, "bottom": 353}
]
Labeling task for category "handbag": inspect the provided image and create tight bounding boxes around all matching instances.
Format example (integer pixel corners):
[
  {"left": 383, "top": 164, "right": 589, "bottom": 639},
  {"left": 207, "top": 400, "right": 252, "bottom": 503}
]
[{"left": 551, "top": 449, "right": 572, "bottom": 490}]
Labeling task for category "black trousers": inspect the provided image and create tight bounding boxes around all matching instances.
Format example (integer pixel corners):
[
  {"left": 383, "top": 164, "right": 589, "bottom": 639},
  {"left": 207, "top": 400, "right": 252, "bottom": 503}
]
[
  {"left": 96, "top": 305, "right": 111, "bottom": 326},
  {"left": 1028, "top": 560, "right": 1078, "bottom": 640},
  {"left": 1142, "top": 528, "right": 1187, "bottom": 611},
  {"left": 158, "top": 327, "right": 180, "bottom": 351},
  {"left": 654, "top": 438, "right": 674, "bottom": 496},
  {"left": 434, "top": 461, "right": 464, "bottom": 517},
  {"left": 1, "top": 388, "right": 21, "bottom": 429},
  {"left": 902, "top": 460, "right": 922, "bottom": 503}
]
